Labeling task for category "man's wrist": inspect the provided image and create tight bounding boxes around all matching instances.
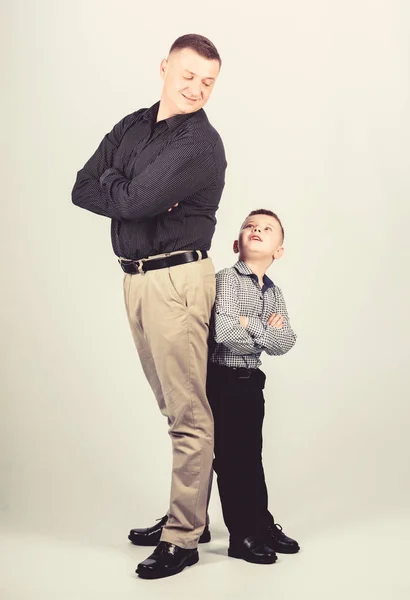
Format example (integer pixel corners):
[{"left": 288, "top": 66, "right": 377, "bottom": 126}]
[{"left": 99, "top": 167, "right": 121, "bottom": 187}]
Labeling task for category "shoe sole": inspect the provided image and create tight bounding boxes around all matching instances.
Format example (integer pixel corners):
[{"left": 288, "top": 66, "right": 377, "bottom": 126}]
[
  {"left": 228, "top": 549, "right": 277, "bottom": 565},
  {"left": 129, "top": 533, "right": 211, "bottom": 546},
  {"left": 136, "top": 552, "right": 199, "bottom": 579},
  {"left": 275, "top": 546, "right": 300, "bottom": 554},
  {"left": 128, "top": 535, "right": 160, "bottom": 547}
]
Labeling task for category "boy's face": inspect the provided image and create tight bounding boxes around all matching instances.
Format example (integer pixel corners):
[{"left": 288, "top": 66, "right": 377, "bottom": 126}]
[
  {"left": 160, "top": 48, "right": 220, "bottom": 115},
  {"left": 234, "top": 214, "right": 284, "bottom": 262}
]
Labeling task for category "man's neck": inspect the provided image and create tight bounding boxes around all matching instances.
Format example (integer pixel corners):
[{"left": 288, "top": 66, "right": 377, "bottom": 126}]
[{"left": 157, "top": 97, "right": 178, "bottom": 123}]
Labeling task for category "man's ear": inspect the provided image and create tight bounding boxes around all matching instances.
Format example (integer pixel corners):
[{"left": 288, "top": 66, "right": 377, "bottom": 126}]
[
  {"left": 160, "top": 58, "right": 167, "bottom": 80},
  {"left": 233, "top": 240, "right": 239, "bottom": 253}
]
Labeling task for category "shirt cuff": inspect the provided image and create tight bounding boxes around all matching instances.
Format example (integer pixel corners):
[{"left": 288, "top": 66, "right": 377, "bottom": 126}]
[
  {"left": 246, "top": 316, "right": 265, "bottom": 338},
  {"left": 99, "top": 167, "right": 121, "bottom": 187}
]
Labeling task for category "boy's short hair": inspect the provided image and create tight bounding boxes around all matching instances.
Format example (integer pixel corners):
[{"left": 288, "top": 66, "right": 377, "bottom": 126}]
[
  {"left": 169, "top": 34, "right": 222, "bottom": 66},
  {"left": 246, "top": 209, "right": 285, "bottom": 243}
]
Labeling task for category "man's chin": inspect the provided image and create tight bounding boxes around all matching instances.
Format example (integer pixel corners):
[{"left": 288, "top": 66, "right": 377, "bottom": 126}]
[
  {"left": 178, "top": 106, "right": 194, "bottom": 114},
  {"left": 178, "top": 98, "right": 202, "bottom": 113}
]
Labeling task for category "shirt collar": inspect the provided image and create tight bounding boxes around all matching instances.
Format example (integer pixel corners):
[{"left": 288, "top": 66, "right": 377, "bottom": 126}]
[
  {"left": 233, "top": 260, "right": 274, "bottom": 289},
  {"left": 142, "top": 101, "right": 204, "bottom": 131}
]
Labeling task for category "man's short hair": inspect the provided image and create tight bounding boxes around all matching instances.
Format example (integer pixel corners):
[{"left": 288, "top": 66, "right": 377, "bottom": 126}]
[
  {"left": 247, "top": 209, "right": 285, "bottom": 243},
  {"left": 169, "top": 34, "right": 221, "bottom": 66}
]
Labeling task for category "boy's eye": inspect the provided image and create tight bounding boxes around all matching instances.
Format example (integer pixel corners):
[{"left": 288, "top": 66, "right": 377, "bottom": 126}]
[{"left": 184, "top": 76, "right": 194, "bottom": 81}]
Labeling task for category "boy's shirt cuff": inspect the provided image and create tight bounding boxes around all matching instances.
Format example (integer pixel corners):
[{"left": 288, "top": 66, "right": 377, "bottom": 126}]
[{"left": 246, "top": 316, "right": 265, "bottom": 338}]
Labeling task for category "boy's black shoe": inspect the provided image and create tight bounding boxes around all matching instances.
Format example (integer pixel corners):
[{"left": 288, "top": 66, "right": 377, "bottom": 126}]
[
  {"left": 228, "top": 535, "right": 277, "bottom": 564},
  {"left": 136, "top": 541, "right": 199, "bottom": 579},
  {"left": 265, "top": 523, "right": 300, "bottom": 554},
  {"left": 128, "top": 515, "right": 211, "bottom": 546}
]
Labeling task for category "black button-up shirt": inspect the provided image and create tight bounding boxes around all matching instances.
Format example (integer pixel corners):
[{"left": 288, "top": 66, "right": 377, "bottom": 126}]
[{"left": 71, "top": 101, "right": 227, "bottom": 259}]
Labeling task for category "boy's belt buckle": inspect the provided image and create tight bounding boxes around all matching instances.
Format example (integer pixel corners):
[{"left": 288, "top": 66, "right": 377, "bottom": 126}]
[{"left": 236, "top": 368, "right": 251, "bottom": 379}]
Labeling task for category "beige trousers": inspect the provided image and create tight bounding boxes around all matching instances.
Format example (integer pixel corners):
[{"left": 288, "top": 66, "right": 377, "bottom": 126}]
[{"left": 123, "top": 254, "right": 216, "bottom": 549}]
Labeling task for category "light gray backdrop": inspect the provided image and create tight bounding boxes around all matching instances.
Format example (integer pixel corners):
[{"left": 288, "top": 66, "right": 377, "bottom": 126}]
[{"left": 2, "top": 0, "right": 410, "bottom": 596}]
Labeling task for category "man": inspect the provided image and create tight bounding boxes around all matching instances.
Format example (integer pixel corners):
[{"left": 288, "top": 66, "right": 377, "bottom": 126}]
[{"left": 72, "top": 34, "right": 227, "bottom": 579}]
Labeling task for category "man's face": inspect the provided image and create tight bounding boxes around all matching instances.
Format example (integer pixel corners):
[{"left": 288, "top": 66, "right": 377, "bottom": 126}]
[
  {"left": 160, "top": 48, "right": 220, "bottom": 115},
  {"left": 235, "top": 214, "right": 284, "bottom": 261}
]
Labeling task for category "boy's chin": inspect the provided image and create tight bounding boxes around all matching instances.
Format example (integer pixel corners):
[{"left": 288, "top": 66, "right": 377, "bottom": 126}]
[{"left": 239, "top": 248, "right": 269, "bottom": 260}]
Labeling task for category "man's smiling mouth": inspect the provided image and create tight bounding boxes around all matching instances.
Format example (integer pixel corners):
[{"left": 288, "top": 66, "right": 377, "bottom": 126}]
[{"left": 182, "top": 94, "right": 198, "bottom": 101}]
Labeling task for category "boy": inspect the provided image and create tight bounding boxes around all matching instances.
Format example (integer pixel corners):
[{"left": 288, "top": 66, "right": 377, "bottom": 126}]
[{"left": 206, "top": 208, "right": 300, "bottom": 564}]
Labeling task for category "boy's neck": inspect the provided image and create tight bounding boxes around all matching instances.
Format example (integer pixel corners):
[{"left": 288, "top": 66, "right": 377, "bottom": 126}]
[{"left": 240, "top": 256, "right": 273, "bottom": 286}]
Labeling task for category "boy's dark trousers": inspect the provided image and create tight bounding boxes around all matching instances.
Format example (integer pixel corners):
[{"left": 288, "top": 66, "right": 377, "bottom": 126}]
[{"left": 206, "top": 361, "right": 275, "bottom": 537}]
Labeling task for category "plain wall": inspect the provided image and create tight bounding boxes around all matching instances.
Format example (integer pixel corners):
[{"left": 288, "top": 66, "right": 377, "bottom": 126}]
[{"left": 2, "top": 0, "right": 410, "bottom": 545}]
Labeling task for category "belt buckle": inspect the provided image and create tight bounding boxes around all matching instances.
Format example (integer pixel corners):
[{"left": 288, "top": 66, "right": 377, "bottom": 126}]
[
  {"left": 136, "top": 258, "right": 147, "bottom": 274},
  {"left": 237, "top": 368, "right": 251, "bottom": 379}
]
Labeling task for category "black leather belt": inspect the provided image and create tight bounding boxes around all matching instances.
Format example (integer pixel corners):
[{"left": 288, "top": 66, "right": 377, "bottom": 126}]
[{"left": 119, "top": 250, "right": 208, "bottom": 274}]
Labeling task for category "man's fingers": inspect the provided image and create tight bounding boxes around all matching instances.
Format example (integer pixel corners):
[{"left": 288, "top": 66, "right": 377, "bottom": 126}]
[{"left": 168, "top": 203, "right": 179, "bottom": 212}]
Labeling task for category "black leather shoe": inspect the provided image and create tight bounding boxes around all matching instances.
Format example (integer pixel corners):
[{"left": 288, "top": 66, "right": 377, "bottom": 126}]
[
  {"left": 265, "top": 522, "right": 300, "bottom": 554},
  {"left": 128, "top": 515, "right": 211, "bottom": 546},
  {"left": 228, "top": 535, "right": 277, "bottom": 564},
  {"left": 136, "top": 541, "right": 199, "bottom": 579}
]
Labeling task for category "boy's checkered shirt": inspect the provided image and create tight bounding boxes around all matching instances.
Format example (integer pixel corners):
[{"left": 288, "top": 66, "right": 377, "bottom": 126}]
[{"left": 208, "top": 260, "right": 297, "bottom": 369}]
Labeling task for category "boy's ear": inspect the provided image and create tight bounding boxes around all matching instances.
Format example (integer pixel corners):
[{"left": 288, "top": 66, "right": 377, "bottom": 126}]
[
  {"left": 233, "top": 240, "right": 239, "bottom": 253},
  {"left": 273, "top": 246, "right": 284, "bottom": 260}
]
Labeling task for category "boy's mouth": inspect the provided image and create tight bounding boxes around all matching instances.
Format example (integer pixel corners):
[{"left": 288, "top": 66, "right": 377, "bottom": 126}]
[{"left": 250, "top": 235, "right": 262, "bottom": 241}]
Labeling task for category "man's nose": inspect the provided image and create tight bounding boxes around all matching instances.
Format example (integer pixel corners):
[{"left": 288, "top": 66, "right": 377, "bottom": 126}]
[{"left": 188, "top": 84, "right": 202, "bottom": 98}]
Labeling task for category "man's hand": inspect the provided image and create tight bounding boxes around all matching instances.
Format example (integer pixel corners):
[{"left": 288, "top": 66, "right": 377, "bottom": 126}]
[
  {"left": 239, "top": 316, "right": 249, "bottom": 328},
  {"left": 168, "top": 203, "right": 179, "bottom": 212},
  {"left": 268, "top": 313, "right": 284, "bottom": 329}
]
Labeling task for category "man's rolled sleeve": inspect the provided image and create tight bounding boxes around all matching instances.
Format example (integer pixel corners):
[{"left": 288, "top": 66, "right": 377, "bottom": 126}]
[
  {"left": 99, "top": 138, "right": 217, "bottom": 221},
  {"left": 71, "top": 111, "right": 141, "bottom": 218}
]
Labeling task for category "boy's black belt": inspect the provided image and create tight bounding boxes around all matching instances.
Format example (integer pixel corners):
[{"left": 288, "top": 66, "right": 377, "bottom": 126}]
[
  {"left": 119, "top": 250, "right": 208, "bottom": 274},
  {"left": 208, "top": 362, "right": 259, "bottom": 380}
]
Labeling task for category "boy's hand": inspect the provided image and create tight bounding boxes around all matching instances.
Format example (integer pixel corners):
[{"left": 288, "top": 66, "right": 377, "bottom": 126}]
[
  {"left": 268, "top": 313, "right": 284, "bottom": 328},
  {"left": 239, "top": 316, "right": 249, "bottom": 328}
]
